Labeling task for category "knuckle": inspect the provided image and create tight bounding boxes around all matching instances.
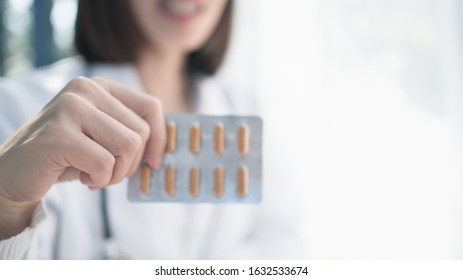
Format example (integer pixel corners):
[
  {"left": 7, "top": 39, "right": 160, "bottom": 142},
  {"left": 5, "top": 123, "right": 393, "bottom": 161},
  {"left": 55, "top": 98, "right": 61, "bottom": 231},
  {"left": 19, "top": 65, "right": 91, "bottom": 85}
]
[
  {"left": 91, "top": 76, "right": 108, "bottom": 84},
  {"left": 67, "top": 76, "right": 92, "bottom": 92},
  {"left": 59, "top": 91, "right": 79, "bottom": 104},
  {"left": 129, "top": 117, "right": 150, "bottom": 141},
  {"left": 94, "top": 152, "right": 115, "bottom": 175},
  {"left": 137, "top": 121, "right": 151, "bottom": 142},
  {"left": 147, "top": 96, "right": 163, "bottom": 111},
  {"left": 57, "top": 92, "right": 85, "bottom": 113},
  {"left": 120, "top": 130, "right": 143, "bottom": 155}
]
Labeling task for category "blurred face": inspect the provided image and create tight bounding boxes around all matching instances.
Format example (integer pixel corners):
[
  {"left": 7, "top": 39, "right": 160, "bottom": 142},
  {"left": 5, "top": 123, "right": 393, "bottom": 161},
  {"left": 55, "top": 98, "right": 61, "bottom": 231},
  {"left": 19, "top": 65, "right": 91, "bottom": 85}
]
[{"left": 130, "top": 0, "right": 229, "bottom": 53}]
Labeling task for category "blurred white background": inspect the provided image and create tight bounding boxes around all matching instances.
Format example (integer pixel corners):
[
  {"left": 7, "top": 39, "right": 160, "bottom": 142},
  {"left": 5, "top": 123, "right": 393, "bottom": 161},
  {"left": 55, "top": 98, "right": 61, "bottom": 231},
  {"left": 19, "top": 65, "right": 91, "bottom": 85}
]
[
  {"left": 2, "top": 0, "right": 463, "bottom": 259},
  {"left": 239, "top": 0, "right": 463, "bottom": 259}
]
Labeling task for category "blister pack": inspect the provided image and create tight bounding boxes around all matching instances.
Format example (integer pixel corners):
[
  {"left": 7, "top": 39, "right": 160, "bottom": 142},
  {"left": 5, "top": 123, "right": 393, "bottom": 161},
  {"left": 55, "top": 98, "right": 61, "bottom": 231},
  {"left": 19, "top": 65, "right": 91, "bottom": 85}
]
[{"left": 127, "top": 114, "right": 262, "bottom": 203}]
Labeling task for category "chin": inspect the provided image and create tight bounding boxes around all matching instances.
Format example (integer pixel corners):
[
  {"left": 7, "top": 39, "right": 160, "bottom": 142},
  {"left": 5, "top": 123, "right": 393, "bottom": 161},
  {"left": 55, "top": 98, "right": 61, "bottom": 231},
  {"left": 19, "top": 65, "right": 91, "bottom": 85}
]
[{"left": 160, "top": 36, "right": 209, "bottom": 53}]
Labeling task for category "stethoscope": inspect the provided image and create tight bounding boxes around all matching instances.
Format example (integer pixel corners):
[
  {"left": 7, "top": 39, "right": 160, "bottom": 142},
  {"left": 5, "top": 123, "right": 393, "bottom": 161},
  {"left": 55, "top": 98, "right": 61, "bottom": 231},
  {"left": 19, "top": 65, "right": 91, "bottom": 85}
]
[
  {"left": 100, "top": 188, "right": 131, "bottom": 259},
  {"left": 83, "top": 65, "right": 130, "bottom": 259}
]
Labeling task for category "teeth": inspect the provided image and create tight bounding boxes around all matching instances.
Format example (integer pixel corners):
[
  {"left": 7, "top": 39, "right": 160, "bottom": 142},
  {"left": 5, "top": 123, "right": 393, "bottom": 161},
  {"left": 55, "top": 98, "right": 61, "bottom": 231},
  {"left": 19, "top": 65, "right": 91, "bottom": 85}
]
[{"left": 165, "top": 0, "right": 197, "bottom": 15}]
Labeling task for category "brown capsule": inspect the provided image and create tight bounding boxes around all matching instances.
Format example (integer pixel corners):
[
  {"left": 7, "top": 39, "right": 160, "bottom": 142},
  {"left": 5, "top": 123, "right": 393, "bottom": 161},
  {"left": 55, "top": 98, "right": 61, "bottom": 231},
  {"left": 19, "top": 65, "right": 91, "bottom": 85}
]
[
  {"left": 214, "top": 167, "right": 224, "bottom": 198},
  {"left": 189, "top": 123, "right": 201, "bottom": 154},
  {"left": 164, "top": 166, "right": 176, "bottom": 197},
  {"left": 214, "top": 123, "right": 225, "bottom": 154},
  {"left": 140, "top": 164, "right": 151, "bottom": 195},
  {"left": 237, "top": 166, "right": 248, "bottom": 198},
  {"left": 238, "top": 124, "right": 250, "bottom": 155},
  {"left": 189, "top": 167, "right": 200, "bottom": 197},
  {"left": 166, "top": 122, "right": 176, "bottom": 153}
]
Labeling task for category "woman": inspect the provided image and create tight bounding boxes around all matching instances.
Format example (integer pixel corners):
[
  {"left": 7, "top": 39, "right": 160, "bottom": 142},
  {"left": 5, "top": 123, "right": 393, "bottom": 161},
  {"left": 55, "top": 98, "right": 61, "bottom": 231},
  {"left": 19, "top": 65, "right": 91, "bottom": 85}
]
[{"left": 0, "top": 0, "right": 305, "bottom": 259}]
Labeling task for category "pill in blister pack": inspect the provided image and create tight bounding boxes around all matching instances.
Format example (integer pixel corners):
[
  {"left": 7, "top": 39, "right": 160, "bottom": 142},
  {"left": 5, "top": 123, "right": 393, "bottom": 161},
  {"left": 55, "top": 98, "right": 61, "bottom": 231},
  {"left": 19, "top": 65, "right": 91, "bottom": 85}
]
[{"left": 127, "top": 114, "right": 263, "bottom": 203}]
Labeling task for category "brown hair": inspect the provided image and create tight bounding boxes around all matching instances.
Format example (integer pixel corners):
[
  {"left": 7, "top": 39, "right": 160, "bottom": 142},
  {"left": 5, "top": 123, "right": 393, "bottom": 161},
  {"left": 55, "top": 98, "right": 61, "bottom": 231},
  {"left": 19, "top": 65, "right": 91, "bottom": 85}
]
[{"left": 75, "top": 0, "right": 232, "bottom": 76}]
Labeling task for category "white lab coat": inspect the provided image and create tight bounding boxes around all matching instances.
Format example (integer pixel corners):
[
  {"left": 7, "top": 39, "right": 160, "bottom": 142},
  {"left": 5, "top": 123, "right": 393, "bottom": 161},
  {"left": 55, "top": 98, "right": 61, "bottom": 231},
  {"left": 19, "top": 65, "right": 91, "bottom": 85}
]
[{"left": 0, "top": 57, "right": 306, "bottom": 259}]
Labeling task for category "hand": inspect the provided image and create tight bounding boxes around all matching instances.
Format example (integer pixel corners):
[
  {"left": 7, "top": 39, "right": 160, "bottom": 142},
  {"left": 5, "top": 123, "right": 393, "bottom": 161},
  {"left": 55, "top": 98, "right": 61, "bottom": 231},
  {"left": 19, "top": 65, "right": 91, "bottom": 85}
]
[{"left": 0, "top": 77, "right": 166, "bottom": 238}]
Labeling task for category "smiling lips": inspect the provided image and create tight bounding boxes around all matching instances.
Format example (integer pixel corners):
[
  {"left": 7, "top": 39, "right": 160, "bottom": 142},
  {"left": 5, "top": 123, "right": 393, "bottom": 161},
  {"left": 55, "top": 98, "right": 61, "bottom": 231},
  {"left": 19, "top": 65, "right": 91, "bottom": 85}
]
[{"left": 160, "top": 0, "right": 203, "bottom": 23}]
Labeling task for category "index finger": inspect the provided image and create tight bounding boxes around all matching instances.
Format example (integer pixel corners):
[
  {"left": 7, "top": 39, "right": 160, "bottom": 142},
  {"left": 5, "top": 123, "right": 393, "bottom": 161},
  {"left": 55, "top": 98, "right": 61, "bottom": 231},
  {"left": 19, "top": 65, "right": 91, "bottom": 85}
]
[{"left": 90, "top": 77, "right": 166, "bottom": 169}]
